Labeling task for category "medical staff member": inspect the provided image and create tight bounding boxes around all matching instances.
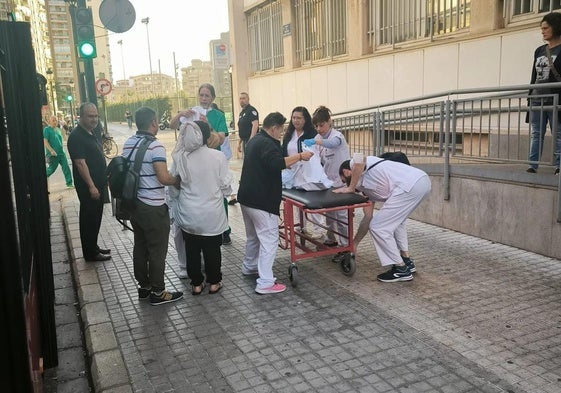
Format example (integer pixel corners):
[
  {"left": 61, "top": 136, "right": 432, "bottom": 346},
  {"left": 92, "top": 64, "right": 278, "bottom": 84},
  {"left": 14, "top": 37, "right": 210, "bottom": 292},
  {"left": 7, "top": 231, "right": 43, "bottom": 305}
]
[{"left": 336, "top": 155, "right": 431, "bottom": 282}]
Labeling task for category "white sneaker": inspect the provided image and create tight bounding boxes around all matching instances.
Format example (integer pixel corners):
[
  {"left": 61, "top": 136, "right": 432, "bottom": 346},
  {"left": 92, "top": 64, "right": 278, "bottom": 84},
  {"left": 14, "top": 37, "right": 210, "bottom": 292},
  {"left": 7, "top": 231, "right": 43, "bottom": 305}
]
[
  {"left": 255, "top": 283, "right": 286, "bottom": 294},
  {"left": 177, "top": 268, "right": 188, "bottom": 279},
  {"left": 303, "top": 228, "right": 323, "bottom": 239}
]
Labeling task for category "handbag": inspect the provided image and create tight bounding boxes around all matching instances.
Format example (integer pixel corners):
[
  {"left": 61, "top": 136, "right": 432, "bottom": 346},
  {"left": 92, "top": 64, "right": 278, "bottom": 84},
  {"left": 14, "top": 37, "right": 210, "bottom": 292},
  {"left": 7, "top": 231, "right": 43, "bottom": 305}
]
[{"left": 545, "top": 46, "right": 561, "bottom": 82}]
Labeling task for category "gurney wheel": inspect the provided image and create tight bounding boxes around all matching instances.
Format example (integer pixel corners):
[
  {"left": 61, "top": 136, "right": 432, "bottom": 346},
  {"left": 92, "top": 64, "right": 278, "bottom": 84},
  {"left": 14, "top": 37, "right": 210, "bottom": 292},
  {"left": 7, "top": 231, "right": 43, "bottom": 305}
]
[
  {"left": 340, "top": 253, "right": 356, "bottom": 276},
  {"left": 288, "top": 264, "right": 299, "bottom": 287}
]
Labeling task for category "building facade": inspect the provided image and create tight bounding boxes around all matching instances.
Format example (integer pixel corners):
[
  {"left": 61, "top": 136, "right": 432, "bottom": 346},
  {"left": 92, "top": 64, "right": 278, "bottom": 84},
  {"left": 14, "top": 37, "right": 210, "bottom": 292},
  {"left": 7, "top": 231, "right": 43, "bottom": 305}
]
[{"left": 228, "top": 0, "right": 550, "bottom": 117}]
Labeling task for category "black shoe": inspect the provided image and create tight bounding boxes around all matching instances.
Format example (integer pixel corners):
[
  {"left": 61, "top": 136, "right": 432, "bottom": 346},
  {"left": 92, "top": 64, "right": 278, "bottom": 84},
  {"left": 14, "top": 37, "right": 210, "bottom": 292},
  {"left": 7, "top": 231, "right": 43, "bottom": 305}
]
[
  {"left": 150, "top": 290, "right": 183, "bottom": 305},
  {"left": 138, "top": 287, "right": 151, "bottom": 300},
  {"left": 526, "top": 167, "right": 537, "bottom": 173},
  {"left": 401, "top": 256, "right": 416, "bottom": 273},
  {"left": 555, "top": 168, "right": 560, "bottom": 175},
  {"left": 228, "top": 198, "right": 238, "bottom": 205},
  {"left": 377, "top": 265, "right": 413, "bottom": 282},
  {"left": 222, "top": 232, "right": 232, "bottom": 245},
  {"left": 85, "top": 252, "right": 111, "bottom": 262},
  {"left": 323, "top": 239, "right": 338, "bottom": 247},
  {"left": 97, "top": 247, "right": 111, "bottom": 255}
]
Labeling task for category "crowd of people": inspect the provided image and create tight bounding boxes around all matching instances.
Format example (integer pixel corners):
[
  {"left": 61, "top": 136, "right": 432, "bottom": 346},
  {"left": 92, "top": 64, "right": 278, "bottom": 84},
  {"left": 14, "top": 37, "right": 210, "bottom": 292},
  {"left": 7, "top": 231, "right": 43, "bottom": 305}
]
[{"left": 48, "top": 12, "right": 561, "bottom": 305}]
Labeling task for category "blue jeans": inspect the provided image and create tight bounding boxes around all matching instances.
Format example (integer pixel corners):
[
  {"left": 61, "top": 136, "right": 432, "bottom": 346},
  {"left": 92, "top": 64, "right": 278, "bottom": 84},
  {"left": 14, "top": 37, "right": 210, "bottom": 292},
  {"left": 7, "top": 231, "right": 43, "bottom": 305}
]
[{"left": 529, "top": 110, "right": 561, "bottom": 169}]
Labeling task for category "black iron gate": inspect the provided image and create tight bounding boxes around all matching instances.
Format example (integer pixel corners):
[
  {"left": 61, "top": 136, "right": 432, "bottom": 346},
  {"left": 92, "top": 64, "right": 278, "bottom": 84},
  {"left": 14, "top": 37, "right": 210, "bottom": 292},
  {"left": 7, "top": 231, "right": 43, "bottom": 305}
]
[{"left": 0, "top": 21, "right": 57, "bottom": 392}]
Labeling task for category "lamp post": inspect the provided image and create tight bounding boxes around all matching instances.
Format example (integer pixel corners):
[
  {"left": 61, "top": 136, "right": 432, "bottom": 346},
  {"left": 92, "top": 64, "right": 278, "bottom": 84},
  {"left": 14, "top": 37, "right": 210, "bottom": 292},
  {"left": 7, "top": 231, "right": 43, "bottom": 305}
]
[
  {"left": 68, "top": 80, "right": 75, "bottom": 126},
  {"left": 117, "top": 39, "right": 126, "bottom": 81},
  {"left": 46, "top": 68, "right": 57, "bottom": 114},
  {"left": 141, "top": 17, "right": 155, "bottom": 94},
  {"left": 228, "top": 65, "right": 234, "bottom": 128}
]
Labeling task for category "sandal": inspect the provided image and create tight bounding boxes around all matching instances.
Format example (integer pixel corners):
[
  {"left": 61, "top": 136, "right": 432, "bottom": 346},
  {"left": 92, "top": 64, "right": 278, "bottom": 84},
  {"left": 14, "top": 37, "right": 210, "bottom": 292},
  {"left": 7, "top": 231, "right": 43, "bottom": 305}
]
[
  {"left": 191, "top": 282, "right": 206, "bottom": 296},
  {"left": 209, "top": 282, "right": 223, "bottom": 294}
]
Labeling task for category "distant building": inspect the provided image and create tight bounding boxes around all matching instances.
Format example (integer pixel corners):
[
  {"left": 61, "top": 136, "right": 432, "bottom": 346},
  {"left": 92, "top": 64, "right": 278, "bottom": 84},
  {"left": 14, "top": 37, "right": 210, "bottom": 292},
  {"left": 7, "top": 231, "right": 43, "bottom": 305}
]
[
  {"left": 181, "top": 59, "right": 212, "bottom": 97},
  {"left": 110, "top": 73, "right": 176, "bottom": 102}
]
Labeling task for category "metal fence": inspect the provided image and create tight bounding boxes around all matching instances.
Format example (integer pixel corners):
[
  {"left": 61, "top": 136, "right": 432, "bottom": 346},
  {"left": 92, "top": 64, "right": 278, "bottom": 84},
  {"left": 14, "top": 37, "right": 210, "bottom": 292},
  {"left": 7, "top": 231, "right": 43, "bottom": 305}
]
[{"left": 331, "top": 83, "right": 561, "bottom": 220}]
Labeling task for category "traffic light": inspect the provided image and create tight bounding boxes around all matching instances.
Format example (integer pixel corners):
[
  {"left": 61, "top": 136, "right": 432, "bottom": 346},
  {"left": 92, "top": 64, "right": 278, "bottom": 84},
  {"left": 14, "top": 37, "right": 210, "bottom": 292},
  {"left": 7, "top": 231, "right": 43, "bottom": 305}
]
[
  {"left": 74, "top": 7, "right": 97, "bottom": 59},
  {"left": 66, "top": 94, "right": 73, "bottom": 102}
]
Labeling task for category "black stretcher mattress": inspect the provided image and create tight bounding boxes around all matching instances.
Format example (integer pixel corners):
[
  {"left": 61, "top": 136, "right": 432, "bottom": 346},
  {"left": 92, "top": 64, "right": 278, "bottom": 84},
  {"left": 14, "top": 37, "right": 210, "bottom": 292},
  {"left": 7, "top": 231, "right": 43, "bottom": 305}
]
[{"left": 282, "top": 189, "right": 368, "bottom": 210}]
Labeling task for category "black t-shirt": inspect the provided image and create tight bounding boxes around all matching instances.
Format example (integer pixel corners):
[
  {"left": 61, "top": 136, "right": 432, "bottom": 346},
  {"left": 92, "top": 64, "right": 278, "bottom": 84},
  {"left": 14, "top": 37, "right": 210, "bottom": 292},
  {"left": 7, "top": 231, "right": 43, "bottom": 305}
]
[
  {"left": 531, "top": 44, "right": 561, "bottom": 104},
  {"left": 67, "top": 124, "right": 107, "bottom": 195},
  {"left": 237, "top": 131, "right": 286, "bottom": 215},
  {"left": 238, "top": 105, "right": 259, "bottom": 141}
]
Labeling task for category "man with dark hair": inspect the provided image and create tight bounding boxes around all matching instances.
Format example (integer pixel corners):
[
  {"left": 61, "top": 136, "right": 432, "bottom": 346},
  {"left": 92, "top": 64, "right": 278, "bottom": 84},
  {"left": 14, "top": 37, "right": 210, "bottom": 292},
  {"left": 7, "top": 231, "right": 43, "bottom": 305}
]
[
  {"left": 238, "top": 112, "right": 313, "bottom": 294},
  {"left": 336, "top": 155, "right": 431, "bottom": 282},
  {"left": 237, "top": 92, "right": 259, "bottom": 154},
  {"left": 67, "top": 103, "right": 110, "bottom": 262},
  {"left": 122, "top": 106, "right": 183, "bottom": 305}
]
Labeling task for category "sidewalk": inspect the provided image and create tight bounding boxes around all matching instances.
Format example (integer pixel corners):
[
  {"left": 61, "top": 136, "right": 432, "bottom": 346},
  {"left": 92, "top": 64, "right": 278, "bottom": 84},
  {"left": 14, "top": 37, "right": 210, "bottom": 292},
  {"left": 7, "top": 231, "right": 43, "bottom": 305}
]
[{"left": 53, "top": 172, "right": 561, "bottom": 393}]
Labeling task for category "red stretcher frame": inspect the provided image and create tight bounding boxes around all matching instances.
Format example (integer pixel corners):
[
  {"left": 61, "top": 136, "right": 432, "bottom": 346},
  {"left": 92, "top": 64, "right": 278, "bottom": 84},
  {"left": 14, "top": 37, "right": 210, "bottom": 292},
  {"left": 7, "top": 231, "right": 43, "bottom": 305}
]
[{"left": 279, "top": 190, "right": 371, "bottom": 286}]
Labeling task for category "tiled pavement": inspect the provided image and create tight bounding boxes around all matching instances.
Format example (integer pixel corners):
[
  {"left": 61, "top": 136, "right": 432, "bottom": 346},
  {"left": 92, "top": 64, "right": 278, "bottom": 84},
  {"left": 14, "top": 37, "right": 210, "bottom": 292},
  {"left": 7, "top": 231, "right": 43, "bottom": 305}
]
[
  {"left": 57, "top": 189, "right": 561, "bottom": 393},
  {"left": 45, "top": 127, "right": 561, "bottom": 393}
]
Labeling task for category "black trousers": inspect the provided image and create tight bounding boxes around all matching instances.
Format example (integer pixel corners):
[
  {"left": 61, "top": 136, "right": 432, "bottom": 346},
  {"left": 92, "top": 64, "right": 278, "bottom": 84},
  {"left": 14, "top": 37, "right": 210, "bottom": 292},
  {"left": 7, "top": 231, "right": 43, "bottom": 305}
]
[
  {"left": 77, "top": 191, "right": 104, "bottom": 258},
  {"left": 182, "top": 232, "right": 222, "bottom": 286}
]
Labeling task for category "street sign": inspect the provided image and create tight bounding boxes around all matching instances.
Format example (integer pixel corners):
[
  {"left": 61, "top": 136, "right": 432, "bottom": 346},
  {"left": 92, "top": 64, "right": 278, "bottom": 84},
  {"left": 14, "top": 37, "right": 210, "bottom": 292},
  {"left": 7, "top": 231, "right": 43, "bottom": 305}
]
[{"left": 95, "top": 78, "right": 112, "bottom": 96}]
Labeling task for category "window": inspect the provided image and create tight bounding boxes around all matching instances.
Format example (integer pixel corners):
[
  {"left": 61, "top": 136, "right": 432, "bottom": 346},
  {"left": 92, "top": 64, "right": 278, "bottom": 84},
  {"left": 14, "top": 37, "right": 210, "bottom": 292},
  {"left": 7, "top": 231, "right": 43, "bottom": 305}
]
[
  {"left": 510, "top": 0, "right": 561, "bottom": 18},
  {"left": 247, "top": 1, "right": 284, "bottom": 72},
  {"left": 368, "top": 0, "right": 470, "bottom": 48},
  {"left": 294, "top": 0, "right": 347, "bottom": 63}
]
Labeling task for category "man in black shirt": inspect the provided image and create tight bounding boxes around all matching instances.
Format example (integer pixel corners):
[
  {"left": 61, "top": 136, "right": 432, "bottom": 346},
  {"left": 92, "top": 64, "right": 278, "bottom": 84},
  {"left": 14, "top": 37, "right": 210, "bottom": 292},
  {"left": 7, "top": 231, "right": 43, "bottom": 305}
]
[
  {"left": 67, "top": 103, "right": 111, "bottom": 262},
  {"left": 237, "top": 92, "right": 259, "bottom": 155}
]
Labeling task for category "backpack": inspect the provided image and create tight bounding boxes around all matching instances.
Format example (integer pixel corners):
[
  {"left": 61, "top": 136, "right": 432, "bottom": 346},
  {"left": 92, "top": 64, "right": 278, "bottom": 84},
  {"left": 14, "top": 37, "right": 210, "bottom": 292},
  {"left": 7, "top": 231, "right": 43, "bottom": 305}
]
[
  {"left": 106, "top": 136, "right": 154, "bottom": 226},
  {"left": 366, "top": 151, "right": 410, "bottom": 171}
]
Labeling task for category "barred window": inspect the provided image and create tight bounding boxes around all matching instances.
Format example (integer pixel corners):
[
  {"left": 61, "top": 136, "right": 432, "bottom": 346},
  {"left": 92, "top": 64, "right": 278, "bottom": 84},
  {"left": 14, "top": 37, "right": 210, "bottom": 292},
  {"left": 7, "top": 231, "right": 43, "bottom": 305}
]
[
  {"left": 294, "top": 0, "right": 347, "bottom": 63},
  {"left": 368, "top": 0, "right": 470, "bottom": 48},
  {"left": 247, "top": 1, "right": 284, "bottom": 73},
  {"left": 510, "top": 0, "right": 561, "bottom": 17}
]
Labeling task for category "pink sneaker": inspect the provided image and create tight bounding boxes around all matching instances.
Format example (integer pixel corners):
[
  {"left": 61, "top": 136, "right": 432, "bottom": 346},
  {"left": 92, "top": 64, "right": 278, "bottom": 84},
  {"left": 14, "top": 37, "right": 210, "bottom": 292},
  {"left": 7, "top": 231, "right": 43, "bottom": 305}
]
[{"left": 255, "top": 283, "right": 286, "bottom": 294}]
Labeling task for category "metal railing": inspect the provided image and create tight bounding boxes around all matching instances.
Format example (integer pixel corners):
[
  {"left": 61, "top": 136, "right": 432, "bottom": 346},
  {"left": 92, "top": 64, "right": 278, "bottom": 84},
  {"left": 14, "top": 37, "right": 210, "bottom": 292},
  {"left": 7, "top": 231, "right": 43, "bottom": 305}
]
[{"left": 331, "top": 83, "right": 561, "bottom": 221}]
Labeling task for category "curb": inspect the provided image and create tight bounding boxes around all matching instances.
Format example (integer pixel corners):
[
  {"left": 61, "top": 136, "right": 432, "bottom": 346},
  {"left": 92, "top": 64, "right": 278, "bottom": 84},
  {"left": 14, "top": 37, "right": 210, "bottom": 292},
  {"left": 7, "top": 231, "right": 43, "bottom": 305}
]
[{"left": 61, "top": 198, "right": 132, "bottom": 393}]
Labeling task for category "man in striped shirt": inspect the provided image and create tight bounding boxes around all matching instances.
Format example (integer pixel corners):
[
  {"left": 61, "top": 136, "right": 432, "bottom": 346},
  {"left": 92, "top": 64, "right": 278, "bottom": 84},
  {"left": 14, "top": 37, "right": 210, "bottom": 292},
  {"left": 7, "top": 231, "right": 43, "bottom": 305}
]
[{"left": 122, "top": 107, "right": 182, "bottom": 305}]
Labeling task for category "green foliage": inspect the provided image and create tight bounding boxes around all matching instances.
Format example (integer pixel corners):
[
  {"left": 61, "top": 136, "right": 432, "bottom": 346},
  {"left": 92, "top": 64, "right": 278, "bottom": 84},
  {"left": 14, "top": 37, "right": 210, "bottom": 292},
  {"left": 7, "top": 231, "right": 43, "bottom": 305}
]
[{"left": 106, "top": 97, "right": 172, "bottom": 123}]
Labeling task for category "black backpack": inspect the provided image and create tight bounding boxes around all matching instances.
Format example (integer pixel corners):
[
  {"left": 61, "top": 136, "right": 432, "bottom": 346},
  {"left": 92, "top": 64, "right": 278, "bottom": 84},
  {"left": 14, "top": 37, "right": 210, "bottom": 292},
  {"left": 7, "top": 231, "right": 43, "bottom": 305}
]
[
  {"left": 366, "top": 151, "right": 410, "bottom": 171},
  {"left": 106, "top": 136, "right": 154, "bottom": 225}
]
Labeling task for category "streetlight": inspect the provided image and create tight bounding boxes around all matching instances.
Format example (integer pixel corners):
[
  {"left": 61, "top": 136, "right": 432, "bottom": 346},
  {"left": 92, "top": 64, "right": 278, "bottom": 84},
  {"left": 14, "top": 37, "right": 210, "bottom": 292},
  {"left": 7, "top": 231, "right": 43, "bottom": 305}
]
[
  {"left": 46, "top": 68, "right": 57, "bottom": 114},
  {"left": 141, "top": 17, "right": 154, "bottom": 93},
  {"left": 117, "top": 39, "right": 126, "bottom": 81},
  {"left": 68, "top": 80, "right": 75, "bottom": 126}
]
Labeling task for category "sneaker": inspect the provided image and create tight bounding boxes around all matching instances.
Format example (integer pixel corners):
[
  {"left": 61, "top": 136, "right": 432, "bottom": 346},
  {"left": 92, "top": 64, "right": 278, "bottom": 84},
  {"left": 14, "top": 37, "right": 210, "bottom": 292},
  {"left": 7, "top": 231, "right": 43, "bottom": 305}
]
[
  {"left": 66, "top": 184, "right": 74, "bottom": 189},
  {"left": 302, "top": 228, "right": 323, "bottom": 239},
  {"left": 255, "top": 283, "right": 286, "bottom": 294},
  {"left": 526, "top": 167, "right": 537, "bottom": 173},
  {"left": 228, "top": 198, "right": 238, "bottom": 205},
  {"left": 377, "top": 265, "right": 413, "bottom": 282},
  {"left": 222, "top": 232, "right": 232, "bottom": 245},
  {"left": 138, "top": 287, "right": 151, "bottom": 300},
  {"left": 323, "top": 239, "right": 338, "bottom": 247},
  {"left": 242, "top": 266, "right": 259, "bottom": 276},
  {"left": 177, "top": 268, "right": 188, "bottom": 279},
  {"left": 555, "top": 168, "right": 560, "bottom": 175},
  {"left": 150, "top": 290, "right": 184, "bottom": 305},
  {"left": 401, "top": 256, "right": 416, "bottom": 273}
]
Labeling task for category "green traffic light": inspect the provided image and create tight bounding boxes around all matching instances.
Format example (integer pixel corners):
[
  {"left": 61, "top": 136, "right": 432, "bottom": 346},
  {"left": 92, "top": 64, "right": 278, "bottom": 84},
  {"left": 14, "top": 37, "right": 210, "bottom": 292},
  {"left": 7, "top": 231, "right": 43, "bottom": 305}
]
[
  {"left": 67, "top": 95, "right": 73, "bottom": 102},
  {"left": 78, "top": 41, "right": 96, "bottom": 59}
]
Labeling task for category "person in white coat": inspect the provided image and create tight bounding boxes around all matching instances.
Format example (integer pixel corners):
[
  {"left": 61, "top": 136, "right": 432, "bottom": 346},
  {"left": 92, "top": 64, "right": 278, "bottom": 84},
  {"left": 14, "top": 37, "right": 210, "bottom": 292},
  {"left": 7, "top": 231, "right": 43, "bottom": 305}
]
[
  {"left": 336, "top": 155, "right": 431, "bottom": 282},
  {"left": 304, "top": 106, "right": 350, "bottom": 247},
  {"left": 169, "top": 120, "right": 232, "bottom": 295}
]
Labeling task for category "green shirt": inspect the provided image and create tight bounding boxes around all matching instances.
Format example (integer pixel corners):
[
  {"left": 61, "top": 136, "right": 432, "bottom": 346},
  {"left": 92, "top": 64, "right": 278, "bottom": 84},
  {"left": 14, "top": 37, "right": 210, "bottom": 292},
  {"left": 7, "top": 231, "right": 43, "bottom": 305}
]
[{"left": 43, "top": 125, "right": 64, "bottom": 155}]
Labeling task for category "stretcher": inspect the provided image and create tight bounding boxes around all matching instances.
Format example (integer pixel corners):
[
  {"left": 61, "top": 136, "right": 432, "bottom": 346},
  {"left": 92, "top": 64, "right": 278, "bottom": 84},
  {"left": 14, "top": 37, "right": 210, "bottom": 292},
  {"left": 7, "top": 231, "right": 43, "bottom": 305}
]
[{"left": 279, "top": 188, "right": 371, "bottom": 286}]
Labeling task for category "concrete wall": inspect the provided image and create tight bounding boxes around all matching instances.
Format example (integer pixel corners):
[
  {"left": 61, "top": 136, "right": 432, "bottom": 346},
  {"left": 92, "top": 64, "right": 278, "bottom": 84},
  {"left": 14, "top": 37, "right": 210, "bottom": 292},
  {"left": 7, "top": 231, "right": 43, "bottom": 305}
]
[{"left": 410, "top": 166, "right": 561, "bottom": 259}]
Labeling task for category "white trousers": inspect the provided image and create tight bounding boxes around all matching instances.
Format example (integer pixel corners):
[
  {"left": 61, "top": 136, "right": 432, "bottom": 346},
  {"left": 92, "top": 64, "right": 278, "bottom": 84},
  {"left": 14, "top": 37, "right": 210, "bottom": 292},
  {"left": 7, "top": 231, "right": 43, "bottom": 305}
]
[
  {"left": 171, "top": 222, "right": 187, "bottom": 270},
  {"left": 240, "top": 205, "right": 279, "bottom": 288},
  {"left": 369, "top": 175, "right": 431, "bottom": 266},
  {"left": 325, "top": 210, "right": 348, "bottom": 246}
]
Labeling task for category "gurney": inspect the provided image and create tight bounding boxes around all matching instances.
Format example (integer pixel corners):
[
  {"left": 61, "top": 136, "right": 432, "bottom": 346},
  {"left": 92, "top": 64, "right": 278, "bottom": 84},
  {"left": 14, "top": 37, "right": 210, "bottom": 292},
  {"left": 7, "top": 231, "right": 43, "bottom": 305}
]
[{"left": 279, "top": 188, "right": 371, "bottom": 286}]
